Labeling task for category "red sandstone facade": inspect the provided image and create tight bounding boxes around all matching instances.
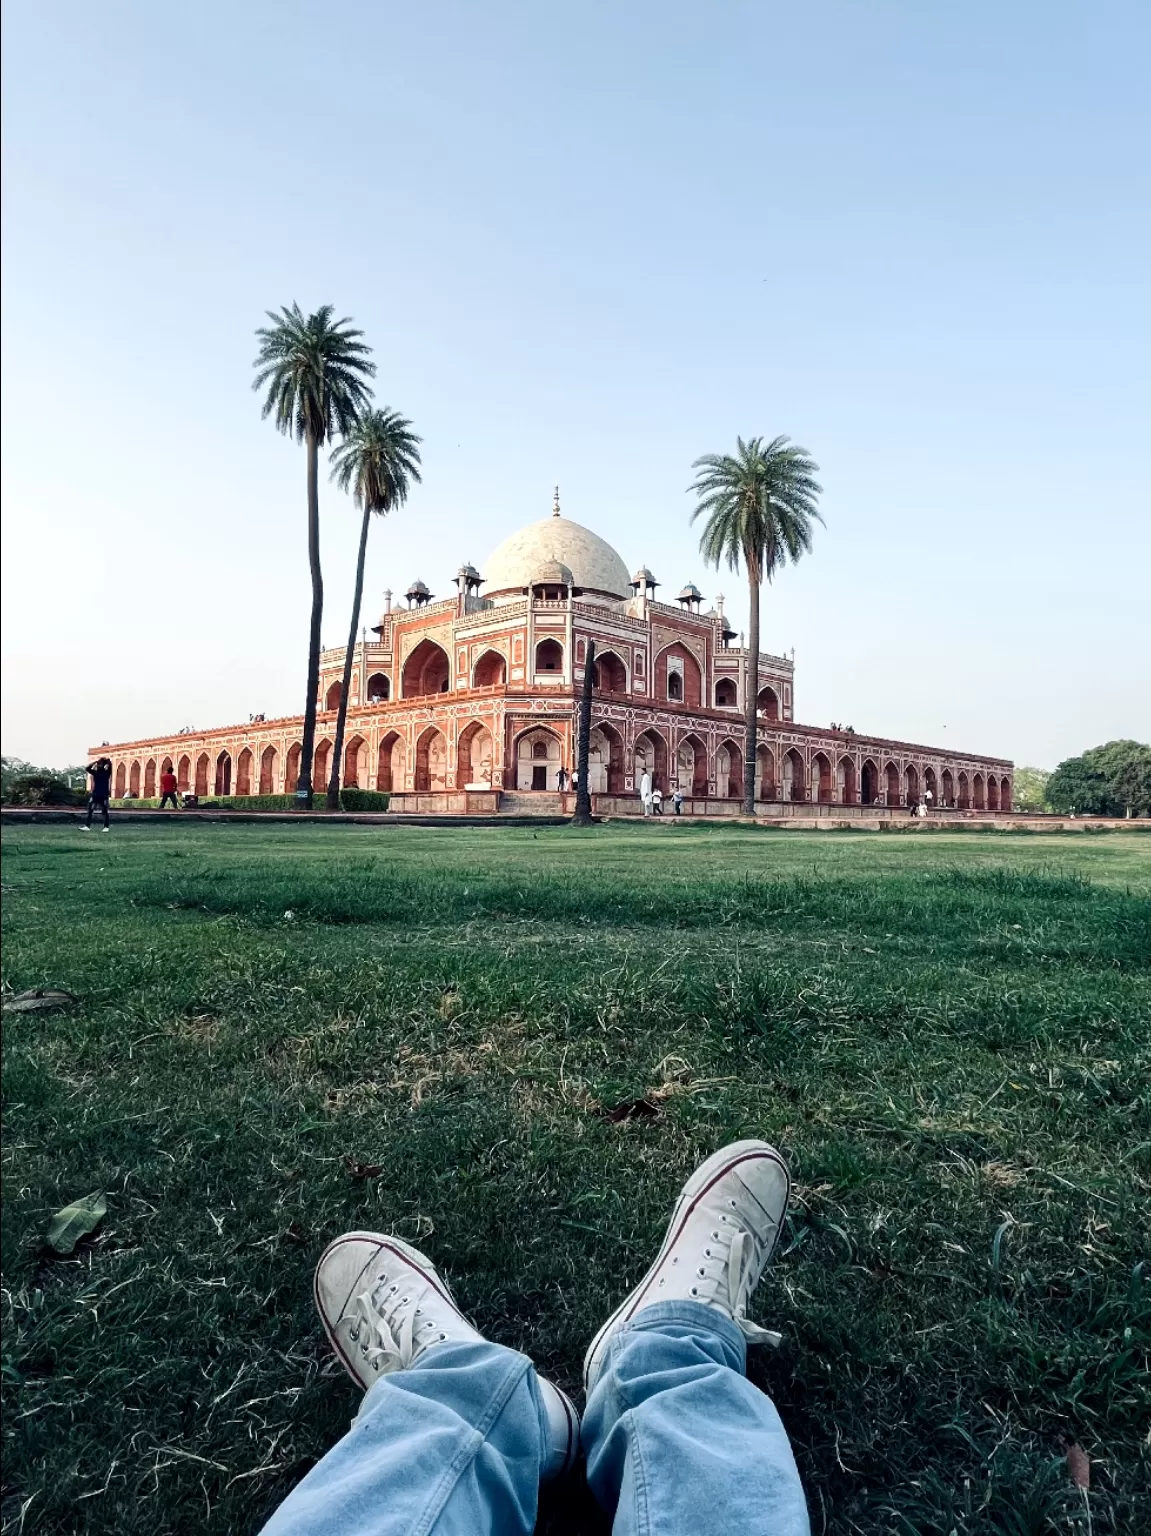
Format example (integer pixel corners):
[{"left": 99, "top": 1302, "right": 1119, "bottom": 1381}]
[{"left": 91, "top": 509, "right": 1012, "bottom": 815}]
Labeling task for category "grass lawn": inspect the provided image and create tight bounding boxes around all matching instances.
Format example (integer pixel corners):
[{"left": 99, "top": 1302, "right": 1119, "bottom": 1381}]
[{"left": 2, "top": 821, "right": 1149, "bottom": 1534}]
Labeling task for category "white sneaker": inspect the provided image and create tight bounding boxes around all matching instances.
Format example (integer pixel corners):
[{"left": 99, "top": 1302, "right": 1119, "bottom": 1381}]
[
  {"left": 583, "top": 1140, "right": 790, "bottom": 1391},
  {"left": 314, "top": 1231, "right": 579, "bottom": 1481},
  {"left": 80, "top": 825, "right": 90, "bottom": 832},
  {"left": 102, "top": 825, "right": 110, "bottom": 832}
]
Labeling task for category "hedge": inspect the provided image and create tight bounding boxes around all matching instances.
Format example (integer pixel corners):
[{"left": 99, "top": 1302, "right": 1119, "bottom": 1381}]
[{"left": 108, "top": 791, "right": 390, "bottom": 813}]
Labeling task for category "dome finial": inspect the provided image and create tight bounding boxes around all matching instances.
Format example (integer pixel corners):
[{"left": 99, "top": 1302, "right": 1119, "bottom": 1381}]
[{"left": 553, "top": 484, "right": 561, "bottom": 518}]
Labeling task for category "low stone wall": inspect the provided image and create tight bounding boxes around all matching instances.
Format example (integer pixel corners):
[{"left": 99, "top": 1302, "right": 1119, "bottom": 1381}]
[{"left": 387, "top": 790, "right": 501, "bottom": 816}]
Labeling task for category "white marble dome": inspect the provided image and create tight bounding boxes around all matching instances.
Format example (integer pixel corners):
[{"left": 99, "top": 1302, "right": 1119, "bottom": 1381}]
[{"left": 481, "top": 515, "right": 630, "bottom": 602}]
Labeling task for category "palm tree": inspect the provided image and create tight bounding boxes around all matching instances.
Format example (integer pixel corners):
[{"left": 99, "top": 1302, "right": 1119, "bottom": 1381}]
[
  {"left": 252, "top": 304, "right": 375, "bottom": 807},
  {"left": 326, "top": 408, "right": 423, "bottom": 808},
  {"left": 689, "top": 436, "right": 823, "bottom": 815}
]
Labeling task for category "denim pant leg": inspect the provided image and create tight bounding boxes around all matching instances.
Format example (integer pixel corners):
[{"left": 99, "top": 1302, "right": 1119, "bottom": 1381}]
[
  {"left": 261, "top": 1341, "right": 546, "bottom": 1536},
  {"left": 583, "top": 1301, "right": 810, "bottom": 1536}
]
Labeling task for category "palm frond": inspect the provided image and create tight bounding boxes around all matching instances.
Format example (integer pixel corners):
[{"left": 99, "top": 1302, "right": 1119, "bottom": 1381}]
[
  {"left": 329, "top": 407, "right": 423, "bottom": 517},
  {"left": 688, "top": 434, "right": 823, "bottom": 583},
  {"left": 252, "top": 302, "right": 376, "bottom": 446}
]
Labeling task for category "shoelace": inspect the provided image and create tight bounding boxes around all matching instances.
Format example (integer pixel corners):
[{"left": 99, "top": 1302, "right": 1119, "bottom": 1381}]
[
  {"left": 346, "top": 1275, "right": 453, "bottom": 1373},
  {"left": 691, "top": 1203, "right": 782, "bottom": 1347}
]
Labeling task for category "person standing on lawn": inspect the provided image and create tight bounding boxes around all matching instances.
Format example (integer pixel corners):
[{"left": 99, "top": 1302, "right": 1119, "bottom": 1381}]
[
  {"left": 82, "top": 758, "right": 113, "bottom": 831},
  {"left": 261, "top": 1140, "right": 809, "bottom": 1536},
  {"left": 158, "top": 765, "right": 180, "bottom": 810},
  {"left": 640, "top": 769, "right": 653, "bottom": 815}
]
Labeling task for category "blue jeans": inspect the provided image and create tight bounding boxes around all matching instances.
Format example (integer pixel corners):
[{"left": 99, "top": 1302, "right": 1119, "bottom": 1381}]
[{"left": 262, "top": 1301, "right": 809, "bottom": 1535}]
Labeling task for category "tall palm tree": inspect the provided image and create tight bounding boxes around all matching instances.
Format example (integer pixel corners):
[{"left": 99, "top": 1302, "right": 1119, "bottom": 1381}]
[
  {"left": 326, "top": 408, "right": 423, "bottom": 808},
  {"left": 252, "top": 304, "right": 375, "bottom": 807},
  {"left": 690, "top": 436, "right": 823, "bottom": 815}
]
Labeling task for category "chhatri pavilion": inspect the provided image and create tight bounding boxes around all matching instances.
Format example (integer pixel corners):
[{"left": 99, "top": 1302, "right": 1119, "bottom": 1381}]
[{"left": 93, "top": 493, "right": 1012, "bottom": 815}]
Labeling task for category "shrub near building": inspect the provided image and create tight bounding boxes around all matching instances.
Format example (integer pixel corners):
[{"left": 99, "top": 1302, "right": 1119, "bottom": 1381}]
[{"left": 1045, "top": 739, "right": 1151, "bottom": 816}]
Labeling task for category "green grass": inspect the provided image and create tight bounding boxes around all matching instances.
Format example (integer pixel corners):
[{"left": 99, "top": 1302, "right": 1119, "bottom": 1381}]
[{"left": 2, "top": 822, "right": 1149, "bottom": 1534}]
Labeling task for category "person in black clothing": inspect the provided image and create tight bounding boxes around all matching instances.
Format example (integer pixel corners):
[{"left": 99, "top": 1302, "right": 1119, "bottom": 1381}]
[{"left": 83, "top": 758, "right": 113, "bottom": 831}]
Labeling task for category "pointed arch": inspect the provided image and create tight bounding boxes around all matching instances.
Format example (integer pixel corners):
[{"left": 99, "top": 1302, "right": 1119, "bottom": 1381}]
[
  {"left": 115, "top": 761, "right": 127, "bottom": 798},
  {"left": 633, "top": 728, "right": 669, "bottom": 793},
  {"left": 377, "top": 731, "right": 402, "bottom": 792},
  {"left": 756, "top": 744, "right": 776, "bottom": 801},
  {"left": 1001, "top": 775, "right": 1012, "bottom": 811},
  {"left": 757, "top": 685, "right": 780, "bottom": 721},
  {"left": 214, "top": 750, "right": 232, "bottom": 797},
  {"left": 366, "top": 672, "right": 390, "bottom": 702},
  {"left": 813, "top": 752, "right": 833, "bottom": 803},
  {"left": 837, "top": 756, "right": 857, "bottom": 805},
  {"left": 414, "top": 726, "right": 448, "bottom": 791},
  {"left": 655, "top": 644, "right": 702, "bottom": 708},
  {"left": 941, "top": 768, "right": 954, "bottom": 807},
  {"left": 588, "top": 721, "right": 625, "bottom": 794},
  {"left": 514, "top": 726, "right": 563, "bottom": 791},
  {"left": 144, "top": 758, "right": 157, "bottom": 797},
  {"left": 343, "top": 734, "right": 366, "bottom": 789},
  {"left": 783, "top": 748, "right": 806, "bottom": 802},
  {"left": 285, "top": 743, "right": 302, "bottom": 793},
  {"left": 593, "top": 650, "right": 629, "bottom": 695},
  {"left": 195, "top": 753, "right": 210, "bottom": 796},
  {"left": 717, "top": 738, "right": 743, "bottom": 798},
  {"left": 885, "top": 760, "right": 900, "bottom": 806},
  {"left": 924, "top": 766, "right": 938, "bottom": 806},
  {"left": 534, "top": 638, "right": 564, "bottom": 675},
  {"left": 176, "top": 754, "right": 191, "bottom": 793},
  {"left": 715, "top": 677, "right": 738, "bottom": 709},
  {"left": 325, "top": 680, "right": 343, "bottom": 711},
  {"left": 676, "top": 732, "right": 708, "bottom": 796},
  {"left": 235, "top": 747, "right": 253, "bottom": 797},
  {"left": 259, "top": 744, "right": 277, "bottom": 795},
  {"left": 129, "top": 760, "right": 141, "bottom": 796},
  {"left": 987, "top": 775, "right": 999, "bottom": 811},
  {"left": 402, "top": 639, "right": 451, "bottom": 698},
  {"left": 973, "top": 772, "right": 986, "bottom": 810},
  {"left": 905, "top": 764, "right": 920, "bottom": 804},
  {"left": 472, "top": 649, "right": 506, "bottom": 688},
  {"left": 957, "top": 770, "right": 970, "bottom": 810},
  {"left": 313, "top": 739, "right": 332, "bottom": 790},
  {"left": 456, "top": 720, "right": 495, "bottom": 787},
  {"left": 860, "top": 758, "right": 879, "bottom": 806}
]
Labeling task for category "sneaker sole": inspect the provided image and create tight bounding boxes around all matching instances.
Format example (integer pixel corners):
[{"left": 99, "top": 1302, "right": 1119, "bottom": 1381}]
[
  {"left": 314, "top": 1231, "right": 462, "bottom": 1387},
  {"left": 582, "top": 1140, "right": 790, "bottom": 1390}
]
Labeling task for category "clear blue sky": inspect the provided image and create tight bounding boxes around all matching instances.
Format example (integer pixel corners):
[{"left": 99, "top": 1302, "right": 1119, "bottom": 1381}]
[{"left": 2, "top": 1, "right": 1148, "bottom": 769}]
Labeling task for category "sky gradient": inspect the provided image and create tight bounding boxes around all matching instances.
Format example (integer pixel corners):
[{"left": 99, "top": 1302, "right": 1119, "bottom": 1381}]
[{"left": 2, "top": 1, "right": 1148, "bottom": 770}]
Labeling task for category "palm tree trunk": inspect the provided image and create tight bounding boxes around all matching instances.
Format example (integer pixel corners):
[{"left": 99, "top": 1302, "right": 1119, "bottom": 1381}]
[
  {"left": 298, "top": 428, "right": 323, "bottom": 809},
  {"left": 327, "top": 501, "right": 372, "bottom": 809},
  {"left": 743, "top": 561, "right": 760, "bottom": 816},
  {"left": 572, "top": 641, "right": 596, "bottom": 824}
]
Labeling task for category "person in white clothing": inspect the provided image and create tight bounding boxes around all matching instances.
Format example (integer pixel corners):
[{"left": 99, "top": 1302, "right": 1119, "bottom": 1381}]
[{"left": 640, "top": 771, "right": 653, "bottom": 815}]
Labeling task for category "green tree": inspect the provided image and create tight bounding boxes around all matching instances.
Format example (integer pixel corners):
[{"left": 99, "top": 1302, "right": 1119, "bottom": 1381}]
[
  {"left": 252, "top": 304, "right": 375, "bottom": 807},
  {"left": 689, "top": 436, "right": 822, "bottom": 813},
  {"left": 1044, "top": 756, "right": 1115, "bottom": 815},
  {"left": 1012, "top": 766, "right": 1051, "bottom": 812},
  {"left": 325, "top": 408, "right": 423, "bottom": 809},
  {"left": 1045, "top": 740, "right": 1151, "bottom": 817}
]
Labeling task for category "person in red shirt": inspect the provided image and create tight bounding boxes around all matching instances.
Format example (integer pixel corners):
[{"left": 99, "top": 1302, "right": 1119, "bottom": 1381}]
[{"left": 159, "top": 766, "right": 180, "bottom": 811}]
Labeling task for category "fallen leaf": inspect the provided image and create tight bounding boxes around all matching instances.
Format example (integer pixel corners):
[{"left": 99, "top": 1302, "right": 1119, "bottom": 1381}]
[
  {"left": 1066, "top": 1443, "right": 1090, "bottom": 1489},
  {"left": 45, "top": 1192, "right": 106, "bottom": 1254},
  {"left": 600, "top": 1098, "right": 660, "bottom": 1124},
  {"left": 4, "top": 988, "right": 79, "bottom": 1014},
  {"left": 343, "top": 1155, "right": 383, "bottom": 1180},
  {"left": 281, "top": 1222, "right": 309, "bottom": 1246}
]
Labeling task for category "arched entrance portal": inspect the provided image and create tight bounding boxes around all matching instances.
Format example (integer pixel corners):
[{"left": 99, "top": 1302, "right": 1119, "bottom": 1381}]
[
  {"left": 941, "top": 768, "right": 954, "bottom": 808},
  {"left": 813, "top": 752, "right": 833, "bottom": 803},
  {"left": 236, "top": 747, "right": 253, "bottom": 797},
  {"left": 285, "top": 744, "right": 302, "bottom": 793},
  {"left": 676, "top": 734, "right": 708, "bottom": 797},
  {"left": 325, "top": 680, "right": 342, "bottom": 711},
  {"left": 402, "top": 639, "right": 450, "bottom": 698},
  {"left": 313, "top": 740, "right": 332, "bottom": 791},
  {"left": 717, "top": 740, "right": 743, "bottom": 798},
  {"left": 195, "top": 754, "right": 210, "bottom": 796},
  {"left": 987, "top": 776, "right": 1000, "bottom": 811},
  {"left": 516, "top": 729, "right": 562, "bottom": 791},
  {"left": 633, "top": 729, "right": 669, "bottom": 793},
  {"left": 905, "top": 764, "right": 920, "bottom": 805},
  {"left": 177, "top": 755, "right": 191, "bottom": 792},
  {"left": 861, "top": 759, "right": 878, "bottom": 806},
  {"left": 973, "top": 773, "right": 986, "bottom": 810},
  {"left": 214, "top": 751, "right": 232, "bottom": 797},
  {"left": 885, "top": 761, "right": 901, "bottom": 806},
  {"left": 593, "top": 651, "right": 628, "bottom": 695},
  {"left": 367, "top": 672, "right": 390, "bottom": 702},
  {"left": 755, "top": 745, "right": 776, "bottom": 801},
  {"left": 415, "top": 727, "right": 449, "bottom": 792},
  {"left": 129, "top": 761, "right": 141, "bottom": 797},
  {"left": 457, "top": 722, "right": 494, "bottom": 788},
  {"left": 1001, "top": 775, "right": 1012, "bottom": 811},
  {"left": 758, "top": 686, "right": 780, "bottom": 721},
  {"left": 783, "top": 749, "right": 806, "bottom": 802},
  {"left": 144, "top": 759, "right": 157, "bottom": 797},
  {"left": 259, "top": 745, "right": 277, "bottom": 795},
  {"left": 343, "top": 735, "right": 366, "bottom": 789},
  {"left": 115, "top": 762, "right": 127, "bottom": 798},
  {"left": 957, "top": 771, "right": 970, "bottom": 810},
  {"left": 588, "top": 724, "right": 625, "bottom": 794},
  {"left": 473, "top": 650, "right": 506, "bottom": 688},
  {"left": 837, "top": 756, "right": 857, "bottom": 804},
  {"left": 377, "top": 732, "right": 403, "bottom": 792},
  {"left": 924, "top": 767, "right": 938, "bottom": 807}
]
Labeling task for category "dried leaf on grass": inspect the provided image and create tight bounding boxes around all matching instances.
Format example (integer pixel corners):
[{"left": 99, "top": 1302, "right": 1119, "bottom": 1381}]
[
  {"left": 45, "top": 1192, "right": 106, "bottom": 1254},
  {"left": 343, "top": 1155, "right": 383, "bottom": 1180},
  {"left": 4, "top": 988, "right": 79, "bottom": 1014},
  {"left": 599, "top": 1098, "right": 660, "bottom": 1123},
  {"left": 1066, "top": 1442, "right": 1090, "bottom": 1489}
]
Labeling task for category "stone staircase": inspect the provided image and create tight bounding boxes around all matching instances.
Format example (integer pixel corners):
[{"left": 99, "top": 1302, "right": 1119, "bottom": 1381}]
[{"left": 497, "top": 791, "right": 566, "bottom": 816}]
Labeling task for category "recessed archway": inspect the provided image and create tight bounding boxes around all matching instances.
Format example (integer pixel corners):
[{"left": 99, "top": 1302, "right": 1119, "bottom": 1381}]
[
  {"left": 861, "top": 758, "right": 878, "bottom": 806},
  {"left": 325, "top": 680, "right": 343, "bottom": 711},
  {"left": 837, "top": 756, "right": 857, "bottom": 804},
  {"left": 259, "top": 745, "right": 277, "bottom": 795},
  {"left": 715, "top": 678, "right": 738, "bottom": 709},
  {"left": 473, "top": 649, "right": 506, "bottom": 688},
  {"left": 655, "top": 644, "right": 702, "bottom": 708},
  {"left": 176, "top": 754, "right": 191, "bottom": 793},
  {"left": 402, "top": 639, "right": 451, "bottom": 698},
  {"left": 924, "top": 767, "right": 938, "bottom": 807},
  {"left": 755, "top": 744, "right": 776, "bottom": 801},
  {"left": 813, "top": 752, "right": 833, "bottom": 803},
  {"left": 957, "top": 770, "right": 970, "bottom": 810},
  {"left": 987, "top": 775, "right": 1000, "bottom": 811},
  {"left": 588, "top": 723, "right": 625, "bottom": 794},
  {"left": 415, "top": 727, "right": 449, "bottom": 791},
  {"left": 593, "top": 650, "right": 628, "bottom": 695},
  {"left": 676, "top": 733, "right": 708, "bottom": 796},
  {"left": 129, "top": 761, "right": 141, "bottom": 797},
  {"left": 535, "top": 638, "right": 564, "bottom": 675},
  {"left": 366, "top": 672, "right": 390, "bottom": 702},
  {"left": 905, "top": 764, "right": 920, "bottom": 804},
  {"left": 285, "top": 744, "right": 302, "bottom": 793},
  {"left": 214, "top": 751, "right": 232, "bottom": 797},
  {"left": 784, "top": 748, "right": 806, "bottom": 802},
  {"left": 144, "top": 759, "right": 157, "bottom": 797},
  {"left": 236, "top": 747, "right": 253, "bottom": 797},
  {"left": 115, "top": 762, "right": 127, "bottom": 798},
  {"left": 343, "top": 735, "right": 366, "bottom": 789},
  {"left": 313, "top": 739, "right": 332, "bottom": 791},
  {"left": 195, "top": 753, "right": 210, "bottom": 796},
  {"left": 973, "top": 772, "right": 986, "bottom": 810},
  {"left": 941, "top": 768, "right": 954, "bottom": 808},
  {"left": 633, "top": 729, "right": 669, "bottom": 794},
  {"left": 758, "top": 686, "right": 780, "bottom": 721},
  {"left": 717, "top": 739, "right": 743, "bottom": 798},
  {"left": 457, "top": 721, "right": 495, "bottom": 788},
  {"left": 515, "top": 728, "right": 562, "bottom": 791},
  {"left": 885, "top": 761, "right": 901, "bottom": 806},
  {"left": 1001, "top": 775, "right": 1011, "bottom": 811},
  {"left": 377, "top": 732, "right": 402, "bottom": 792}
]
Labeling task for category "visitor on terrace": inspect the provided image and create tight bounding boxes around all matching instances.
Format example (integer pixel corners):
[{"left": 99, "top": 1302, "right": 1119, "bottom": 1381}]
[{"left": 261, "top": 1141, "right": 808, "bottom": 1536}]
